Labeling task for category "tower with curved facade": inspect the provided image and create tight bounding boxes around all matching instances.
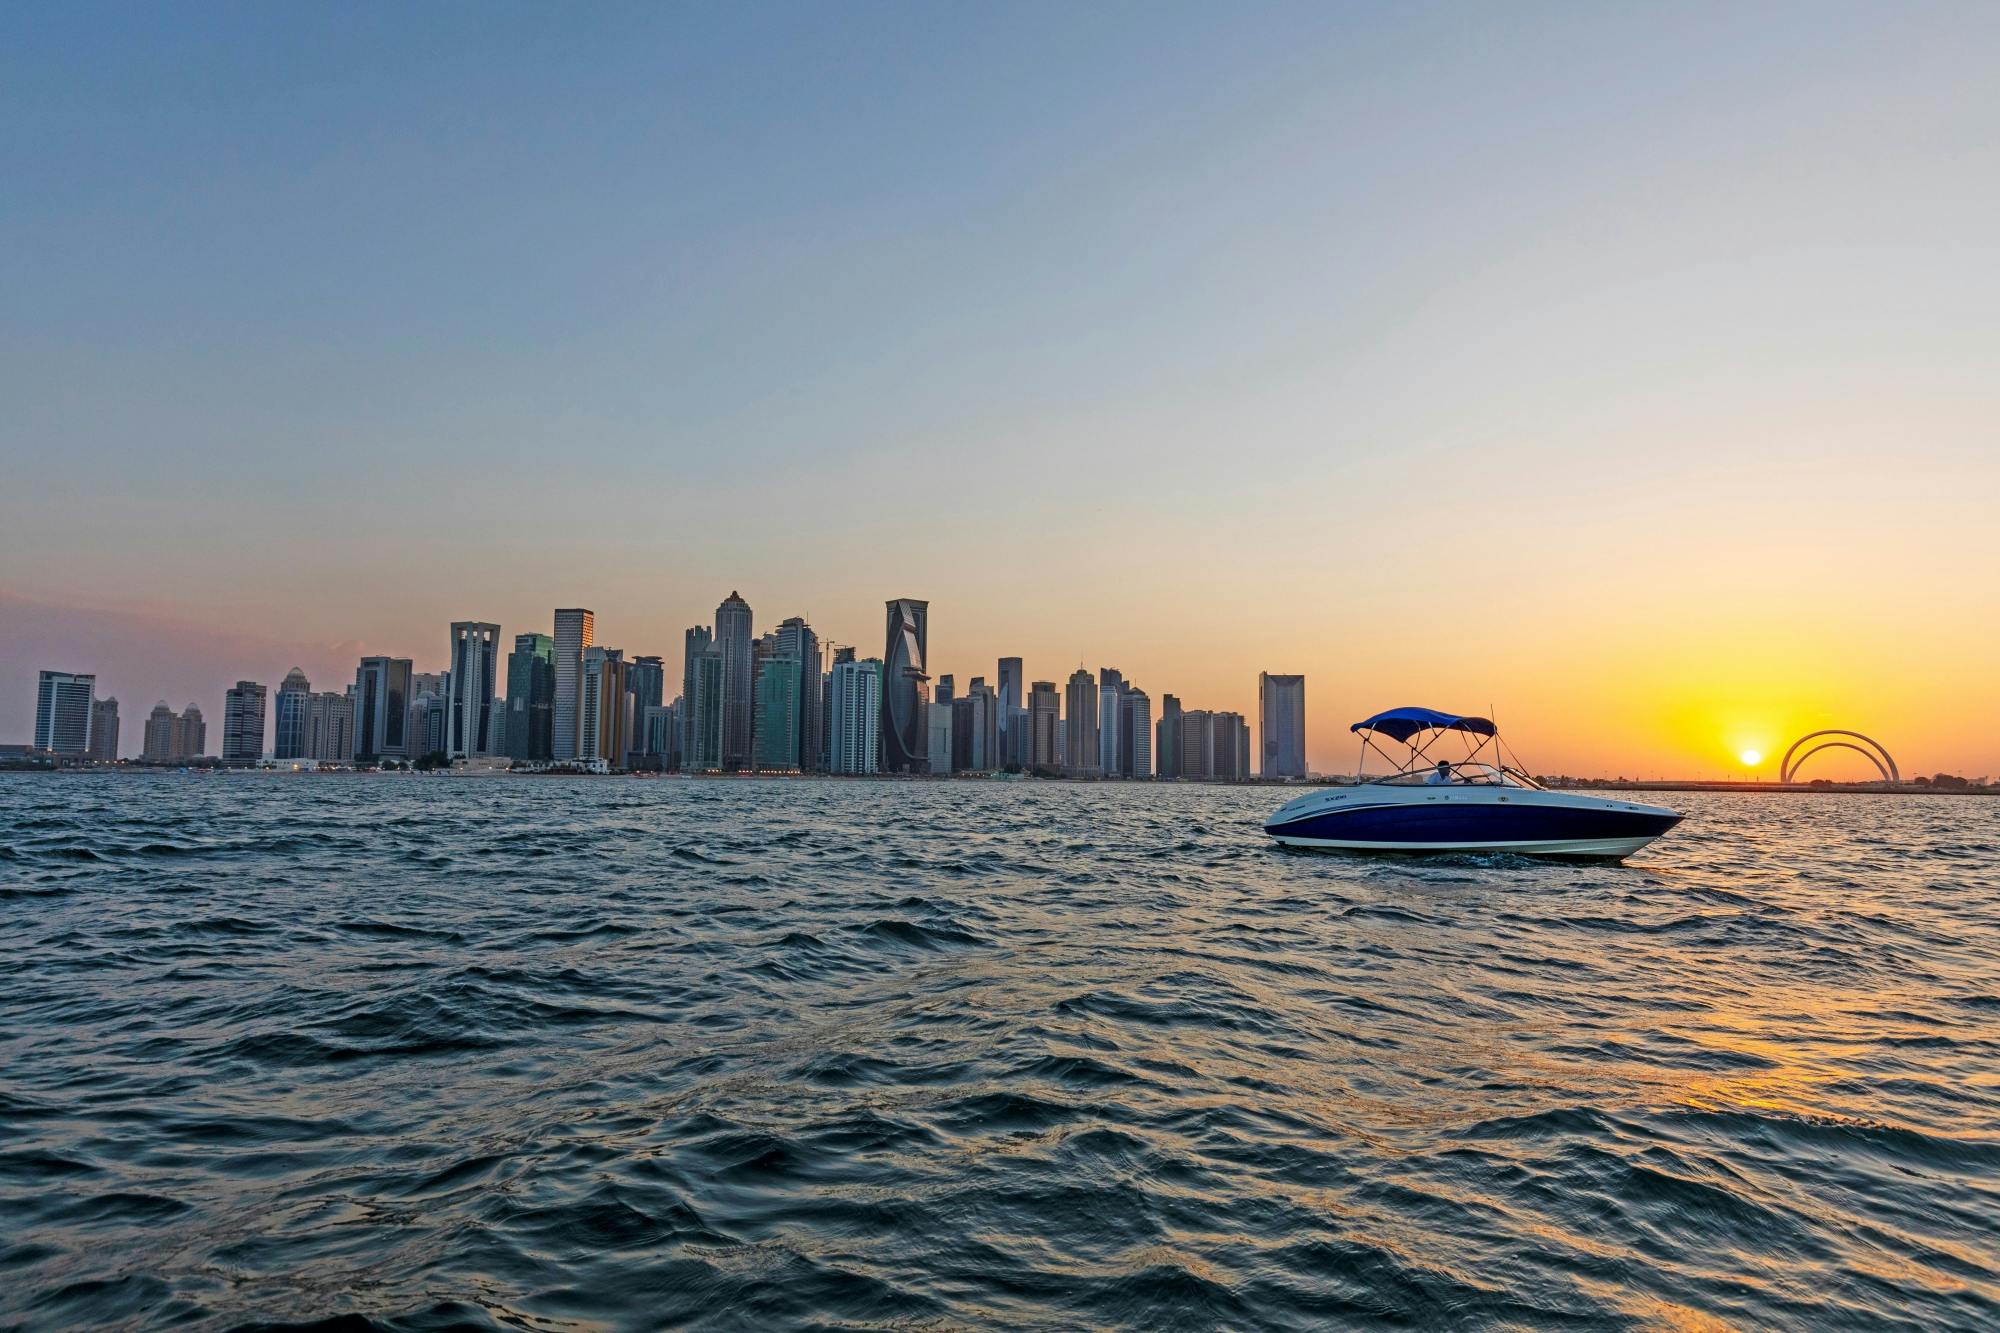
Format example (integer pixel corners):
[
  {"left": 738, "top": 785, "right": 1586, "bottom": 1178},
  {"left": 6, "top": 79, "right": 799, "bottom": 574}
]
[{"left": 881, "top": 598, "right": 930, "bottom": 773}]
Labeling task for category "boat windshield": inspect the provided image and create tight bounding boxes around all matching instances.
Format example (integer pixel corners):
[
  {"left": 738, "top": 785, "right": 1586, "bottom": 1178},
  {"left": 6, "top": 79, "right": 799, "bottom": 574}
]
[{"left": 1369, "top": 763, "right": 1542, "bottom": 789}]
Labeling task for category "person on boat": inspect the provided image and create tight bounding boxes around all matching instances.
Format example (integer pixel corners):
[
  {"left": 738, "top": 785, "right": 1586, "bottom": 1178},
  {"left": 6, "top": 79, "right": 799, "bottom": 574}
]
[{"left": 1426, "top": 760, "right": 1454, "bottom": 785}]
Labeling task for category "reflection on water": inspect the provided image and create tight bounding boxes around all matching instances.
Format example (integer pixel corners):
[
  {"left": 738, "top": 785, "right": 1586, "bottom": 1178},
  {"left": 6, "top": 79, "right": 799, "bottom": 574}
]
[{"left": 1, "top": 776, "right": 1996, "bottom": 1329}]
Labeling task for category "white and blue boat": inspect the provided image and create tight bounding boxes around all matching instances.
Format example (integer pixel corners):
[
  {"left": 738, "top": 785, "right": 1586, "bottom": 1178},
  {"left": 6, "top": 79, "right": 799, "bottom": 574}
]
[{"left": 1263, "top": 707, "right": 1682, "bottom": 859}]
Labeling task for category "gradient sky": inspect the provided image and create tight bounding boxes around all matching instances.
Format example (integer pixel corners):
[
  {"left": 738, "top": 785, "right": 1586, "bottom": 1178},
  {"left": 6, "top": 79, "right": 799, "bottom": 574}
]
[{"left": 3, "top": 2, "right": 1996, "bottom": 775}]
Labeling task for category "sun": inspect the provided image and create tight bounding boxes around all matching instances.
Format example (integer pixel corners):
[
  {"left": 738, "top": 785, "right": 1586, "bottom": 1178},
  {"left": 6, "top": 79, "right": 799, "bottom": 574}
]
[{"left": 1739, "top": 749, "right": 1762, "bottom": 767}]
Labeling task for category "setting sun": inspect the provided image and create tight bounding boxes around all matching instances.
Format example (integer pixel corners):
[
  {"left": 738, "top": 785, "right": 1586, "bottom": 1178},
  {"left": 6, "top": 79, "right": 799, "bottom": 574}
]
[{"left": 1740, "top": 750, "right": 1763, "bottom": 767}]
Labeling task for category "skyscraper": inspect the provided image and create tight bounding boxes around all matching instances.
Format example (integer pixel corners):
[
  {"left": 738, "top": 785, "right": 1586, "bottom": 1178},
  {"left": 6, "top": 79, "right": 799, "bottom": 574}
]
[
  {"left": 505, "top": 633, "right": 555, "bottom": 762},
  {"left": 304, "top": 691, "right": 351, "bottom": 763},
  {"left": 1156, "top": 694, "right": 1184, "bottom": 779},
  {"left": 273, "top": 668, "right": 311, "bottom": 759},
  {"left": 1180, "top": 709, "right": 1214, "bottom": 780},
  {"left": 222, "top": 681, "right": 268, "bottom": 764},
  {"left": 715, "top": 591, "right": 754, "bottom": 771},
  {"left": 830, "top": 657, "right": 883, "bottom": 774},
  {"left": 773, "top": 617, "right": 822, "bottom": 772},
  {"left": 1064, "top": 670, "right": 1099, "bottom": 776},
  {"left": 1121, "top": 686, "right": 1153, "bottom": 779},
  {"left": 447, "top": 622, "right": 501, "bottom": 758},
  {"left": 352, "top": 657, "right": 413, "bottom": 762},
  {"left": 578, "top": 647, "right": 629, "bottom": 765},
  {"left": 1029, "top": 680, "right": 1061, "bottom": 774},
  {"left": 951, "top": 677, "right": 999, "bottom": 773},
  {"left": 627, "top": 655, "right": 667, "bottom": 766},
  {"left": 881, "top": 598, "right": 929, "bottom": 773},
  {"left": 687, "top": 643, "right": 725, "bottom": 772},
  {"left": 88, "top": 697, "right": 119, "bottom": 762},
  {"left": 752, "top": 648, "right": 802, "bottom": 771},
  {"left": 935, "top": 674, "right": 955, "bottom": 706},
  {"left": 1213, "top": 711, "right": 1250, "bottom": 781},
  {"left": 1259, "top": 673, "right": 1307, "bottom": 779},
  {"left": 142, "top": 701, "right": 205, "bottom": 763},
  {"left": 33, "top": 671, "right": 94, "bottom": 756},
  {"left": 997, "top": 657, "right": 1024, "bottom": 769},
  {"left": 927, "top": 700, "right": 953, "bottom": 774},
  {"left": 681, "top": 625, "right": 713, "bottom": 767},
  {"left": 551, "top": 608, "right": 594, "bottom": 760},
  {"left": 1098, "top": 668, "right": 1123, "bottom": 777}
]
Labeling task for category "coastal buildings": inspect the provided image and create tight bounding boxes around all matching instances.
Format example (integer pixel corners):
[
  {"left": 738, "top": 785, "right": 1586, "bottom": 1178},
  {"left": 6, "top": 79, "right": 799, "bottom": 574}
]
[
  {"left": 627, "top": 655, "right": 667, "bottom": 768},
  {"left": 222, "top": 681, "right": 268, "bottom": 764},
  {"left": 304, "top": 691, "right": 351, "bottom": 763},
  {"left": 1029, "top": 680, "right": 1060, "bottom": 774},
  {"left": 882, "top": 598, "right": 929, "bottom": 773},
  {"left": 1097, "top": 669, "right": 1123, "bottom": 776},
  {"left": 142, "top": 702, "right": 205, "bottom": 763},
  {"left": 681, "top": 626, "right": 714, "bottom": 770},
  {"left": 686, "top": 638, "right": 725, "bottom": 772},
  {"left": 951, "top": 677, "right": 999, "bottom": 773},
  {"left": 830, "top": 657, "right": 883, "bottom": 774},
  {"left": 578, "top": 647, "right": 629, "bottom": 765},
  {"left": 1156, "top": 694, "right": 1183, "bottom": 779},
  {"left": 505, "top": 633, "right": 555, "bottom": 763},
  {"left": 273, "top": 669, "right": 310, "bottom": 760},
  {"left": 88, "top": 697, "right": 119, "bottom": 762},
  {"left": 1180, "top": 709, "right": 1214, "bottom": 779},
  {"left": 774, "top": 617, "right": 822, "bottom": 772},
  {"left": 1120, "top": 686, "right": 1152, "bottom": 779},
  {"left": 1259, "top": 673, "right": 1307, "bottom": 778},
  {"left": 447, "top": 622, "right": 501, "bottom": 759},
  {"left": 1212, "top": 711, "right": 1251, "bottom": 780},
  {"left": 752, "top": 642, "right": 802, "bottom": 772},
  {"left": 33, "top": 671, "right": 94, "bottom": 757},
  {"left": 715, "top": 592, "right": 754, "bottom": 771},
  {"left": 927, "top": 700, "right": 953, "bottom": 774},
  {"left": 997, "top": 657, "right": 1023, "bottom": 770},
  {"left": 551, "top": 608, "right": 594, "bottom": 761},
  {"left": 352, "top": 657, "right": 413, "bottom": 762},
  {"left": 1064, "top": 670, "right": 1099, "bottom": 776}
]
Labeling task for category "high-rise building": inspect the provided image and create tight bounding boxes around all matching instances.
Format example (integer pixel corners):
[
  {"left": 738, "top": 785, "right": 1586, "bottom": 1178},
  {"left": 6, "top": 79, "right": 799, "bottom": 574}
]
[
  {"left": 927, "top": 701, "right": 953, "bottom": 774},
  {"left": 774, "top": 617, "right": 822, "bottom": 772},
  {"left": 221, "top": 681, "right": 268, "bottom": 764},
  {"left": 997, "top": 657, "right": 1024, "bottom": 769},
  {"left": 950, "top": 677, "right": 998, "bottom": 773},
  {"left": 551, "top": 608, "right": 594, "bottom": 761},
  {"left": 352, "top": 657, "right": 413, "bottom": 762},
  {"left": 830, "top": 657, "right": 883, "bottom": 775},
  {"left": 1121, "top": 687, "right": 1153, "bottom": 779},
  {"left": 935, "top": 674, "right": 955, "bottom": 706},
  {"left": 1212, "top": 711, "right": 1250, "bottom": 781},
  {"left": 33, "top": 671, "right": 95, "bottom": 756},
  {"left": 752, "top": 649, "right": 802, "bottom": 772},
  {"left": 1064, "top": 670, "right": 1099, "bottom": 776},
  {"left": 882, "top": 598, "right": 929, "bottom": 773},
  {"left": 687, "top": 643, "right": 725, "bottom": 772},
  {"left": 681, "top": 626, "right": 713, "bottom": 767},
  {"left": 1097, "top": 668, "right": 1123, "bottom": 777},
  {"left": 273, "top": 668, "right": 310, "bottom": 759},
  {"left": 447, "top": 622, "right": 501, "bottom": 758},
  {"left": 626, "top": 655, "right": 667, "bottom": 766},
  {"left": 302, "top": 691, "right": 351, "bottom": 763},
  {"left": 1259, "top": 673, "right": 1307, "bottom": 779},
  {"left": 821, "top": 645, "right": 854, "bottom": 770},
  {"left": 578, "top": 647, "right": 629, "bottom": 765},
  {"left": 505, "top": 633, "right": 555, "bottom": 763},
  {"left": 715, "top": 591, "right": 754, "bottom": 771},
  {"left": 142, "top": 702, "right": 206, "bottom": 763},
  {"left": 1180, "top": 709, "right": 1214, "bottom": 779},
  {"left": 409, "top": 688, "right": 448, "bottom": 758},
  {"left": 88, "top": 697, "right": 120, "bottom": 762},
  {"left": 1029, "top": 681, "right": 1061, "bottom": 774},
  {"left": 1156, "top": 694, "right": 1184, "bottom": 779}
]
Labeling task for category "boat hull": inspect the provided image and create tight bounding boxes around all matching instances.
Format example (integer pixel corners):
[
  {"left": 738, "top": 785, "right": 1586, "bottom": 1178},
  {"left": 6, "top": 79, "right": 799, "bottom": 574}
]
[{"left": 1264, "top": 788, "right": 1682, "bottom": 859}]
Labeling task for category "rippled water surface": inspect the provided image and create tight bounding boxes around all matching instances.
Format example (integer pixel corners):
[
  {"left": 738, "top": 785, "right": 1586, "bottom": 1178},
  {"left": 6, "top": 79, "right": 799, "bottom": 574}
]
[{"left": 3, "top": 774, "right": 1998, "bottom": 1331}]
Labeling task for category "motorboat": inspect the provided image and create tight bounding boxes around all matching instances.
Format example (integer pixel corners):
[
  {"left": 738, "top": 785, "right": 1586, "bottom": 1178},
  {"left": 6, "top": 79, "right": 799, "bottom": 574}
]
[{"left": 1263, "top": 707, "right": 1682, "bottom": 859}]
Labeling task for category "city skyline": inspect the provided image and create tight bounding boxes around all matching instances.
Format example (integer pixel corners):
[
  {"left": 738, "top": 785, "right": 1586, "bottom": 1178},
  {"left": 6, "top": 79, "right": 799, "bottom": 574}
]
[{"left": 2, "top": 6, "right": 1997, "bottom": 777}]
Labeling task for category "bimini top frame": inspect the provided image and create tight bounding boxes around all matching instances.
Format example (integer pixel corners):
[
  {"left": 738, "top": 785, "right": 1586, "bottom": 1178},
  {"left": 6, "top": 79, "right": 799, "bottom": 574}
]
[{"left": 1349, "top": 706, "right": 1538, "bottom": 786}]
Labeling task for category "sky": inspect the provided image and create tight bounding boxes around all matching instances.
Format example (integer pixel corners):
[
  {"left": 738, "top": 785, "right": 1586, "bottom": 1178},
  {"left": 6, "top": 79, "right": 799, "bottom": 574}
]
[{"left": 2, "top": 2, "right": 1996, "bottom": 776}]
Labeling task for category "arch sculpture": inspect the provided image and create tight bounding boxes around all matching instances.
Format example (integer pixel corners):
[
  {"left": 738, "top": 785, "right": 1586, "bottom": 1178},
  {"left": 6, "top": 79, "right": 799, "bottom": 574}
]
[{"left": 1778, "top": 730, "right": 1900, "bottom": 784}]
